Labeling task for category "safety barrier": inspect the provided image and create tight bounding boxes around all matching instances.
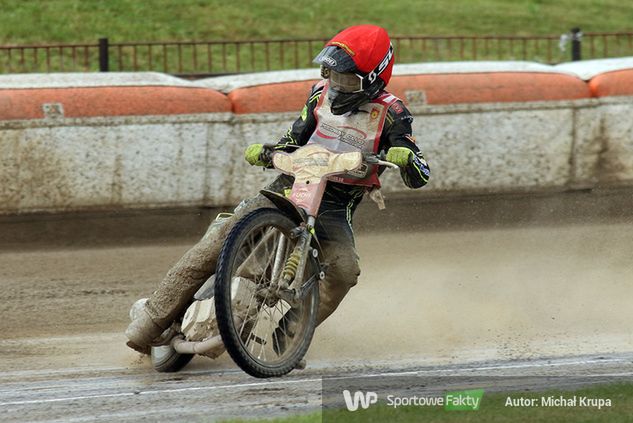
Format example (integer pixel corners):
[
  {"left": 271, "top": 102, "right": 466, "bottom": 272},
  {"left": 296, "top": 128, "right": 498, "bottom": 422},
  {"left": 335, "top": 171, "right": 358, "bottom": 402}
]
[
  {"left": 0, "top": 86, "right": 231, "bottom": 120},
  {"left": 221, "top": 62, "right": 593, "bottom": 113},
  {"left": 588, "top": 69, "right": 633, "bottom": 97},
  {"left": 388, "top": 73, "right": 591, "bottom": 104},
  {"left": 228, "top": 80, "right": 317, "bottom": 114},
  {"left": 222, "top": 73, "right": 591, "bottom": 114},
  {"left": 0, "top": 60, "right": 632, "bottom": 214},
  {"left": 224, "top": 72, "right": 592, "bottom": 113},
  {"left": 0, "top": 73, "right": 231, "bottom": 120}
]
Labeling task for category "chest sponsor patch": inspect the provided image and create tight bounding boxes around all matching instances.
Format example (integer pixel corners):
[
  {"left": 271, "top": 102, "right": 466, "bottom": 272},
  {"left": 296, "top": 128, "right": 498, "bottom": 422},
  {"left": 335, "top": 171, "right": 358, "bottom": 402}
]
[{"left": 318, "top": 122, "right": 366, "bottom": 148}]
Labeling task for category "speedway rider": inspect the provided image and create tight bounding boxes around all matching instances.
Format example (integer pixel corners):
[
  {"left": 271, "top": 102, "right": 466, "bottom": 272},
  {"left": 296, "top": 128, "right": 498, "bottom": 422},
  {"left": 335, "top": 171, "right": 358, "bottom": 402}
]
[{"left": 126, "top": 24, "right": 430, "bottom": 356}]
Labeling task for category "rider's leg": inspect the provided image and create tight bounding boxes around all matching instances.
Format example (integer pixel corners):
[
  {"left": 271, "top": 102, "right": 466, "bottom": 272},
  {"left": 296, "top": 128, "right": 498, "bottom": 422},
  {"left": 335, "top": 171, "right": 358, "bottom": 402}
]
[
  {"left": 310, "top": 185, "right": 365, "bottom": 327},
  {"left": 272, "top": 205, "right": 360, "bottom": 355},
  {"left": 315, "top": 240, "right": 360, "bottom": 326},
  {"left": 313, "top": 210, "right": 360, "bottom": 326},
  {"left": 125, "top": 175, "right": 293, "bottom": 353}
]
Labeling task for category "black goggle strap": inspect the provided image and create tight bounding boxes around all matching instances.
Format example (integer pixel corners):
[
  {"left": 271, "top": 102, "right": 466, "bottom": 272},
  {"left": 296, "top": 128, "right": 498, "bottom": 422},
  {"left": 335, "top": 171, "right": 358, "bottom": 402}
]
[{"left": 360, "top": 43, "right": 394, "bottom": 90}]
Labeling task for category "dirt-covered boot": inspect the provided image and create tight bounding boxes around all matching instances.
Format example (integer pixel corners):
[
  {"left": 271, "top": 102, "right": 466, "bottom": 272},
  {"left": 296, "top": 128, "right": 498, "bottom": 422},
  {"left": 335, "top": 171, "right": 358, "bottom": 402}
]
[{"left": 125, "top": 307, "right": 165, "bottom": 355}]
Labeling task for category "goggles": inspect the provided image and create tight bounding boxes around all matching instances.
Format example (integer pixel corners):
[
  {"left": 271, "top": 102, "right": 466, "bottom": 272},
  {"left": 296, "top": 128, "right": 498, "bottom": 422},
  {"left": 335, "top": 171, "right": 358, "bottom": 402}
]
[{"left": 327, "top": 69, "right": 364, "bottom": 93}]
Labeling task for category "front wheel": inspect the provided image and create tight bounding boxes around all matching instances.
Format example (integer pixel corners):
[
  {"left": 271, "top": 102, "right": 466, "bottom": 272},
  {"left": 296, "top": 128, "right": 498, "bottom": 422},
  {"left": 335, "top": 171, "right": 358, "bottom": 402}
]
[{"left": 214, "top": 208, "right": 319, "bottom": 378}]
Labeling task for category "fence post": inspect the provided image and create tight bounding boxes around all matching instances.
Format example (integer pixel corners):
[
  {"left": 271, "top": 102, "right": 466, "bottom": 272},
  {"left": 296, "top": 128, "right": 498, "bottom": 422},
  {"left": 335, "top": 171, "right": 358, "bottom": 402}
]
[
  {"left": 571, "top": 27, "right": 582, "bottom": 61},
  {"left": 99, "top": 38, "right": 109, "bottom": 71}
]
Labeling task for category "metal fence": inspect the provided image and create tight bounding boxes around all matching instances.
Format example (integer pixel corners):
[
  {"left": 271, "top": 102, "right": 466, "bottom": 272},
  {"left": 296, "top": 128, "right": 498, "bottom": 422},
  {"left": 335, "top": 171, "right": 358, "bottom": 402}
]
[{"left": 1, "top": 30, "right": 632, "bottom": 77}]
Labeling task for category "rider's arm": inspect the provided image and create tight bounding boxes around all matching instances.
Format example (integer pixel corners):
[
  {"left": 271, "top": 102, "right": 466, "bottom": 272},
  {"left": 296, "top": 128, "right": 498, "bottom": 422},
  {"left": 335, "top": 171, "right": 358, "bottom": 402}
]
[
  {"left": 247, "top": 83, "right": 323, "bottom": 168},
  {"left": 275, "top": 83, "right": 324, "bottom": 150},
  {"left": 380, "top": 100, "right": 430, "bottom": 189}
]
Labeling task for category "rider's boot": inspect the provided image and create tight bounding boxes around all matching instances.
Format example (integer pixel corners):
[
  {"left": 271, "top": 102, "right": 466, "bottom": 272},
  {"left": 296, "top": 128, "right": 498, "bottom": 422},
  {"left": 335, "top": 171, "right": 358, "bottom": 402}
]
[{"left": 125, "top": 307, "right": 166, "bottom": 355}]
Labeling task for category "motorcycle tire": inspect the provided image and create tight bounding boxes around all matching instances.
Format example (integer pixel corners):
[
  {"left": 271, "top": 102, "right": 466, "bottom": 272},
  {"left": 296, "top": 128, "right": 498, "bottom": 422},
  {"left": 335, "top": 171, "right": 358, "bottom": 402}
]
[
  {"left": 151, "top": 344, "right": 194, "bottom": 373},
  {"left": 214, "top": 208, "right": 319, "bottom": 378}
]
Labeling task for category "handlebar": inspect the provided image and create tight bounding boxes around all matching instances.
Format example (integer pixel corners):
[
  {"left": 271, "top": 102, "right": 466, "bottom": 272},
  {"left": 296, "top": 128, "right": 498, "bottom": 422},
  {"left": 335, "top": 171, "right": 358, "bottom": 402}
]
[
  {"left": 263, "top": 144, "right": 399, "bottom": 169},
  {"left": 363, "top": 151, "right": 399, "bottom": 169}
]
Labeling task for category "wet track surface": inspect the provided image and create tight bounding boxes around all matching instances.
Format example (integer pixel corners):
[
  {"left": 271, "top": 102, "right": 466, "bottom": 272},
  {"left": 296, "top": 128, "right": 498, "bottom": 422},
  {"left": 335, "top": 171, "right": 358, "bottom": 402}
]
[
  {"left": 2, "top": 353, "right": 633, "bottom": 422},
  {"left": 1, "top": 189, "right": 632, "bottom": 421}
]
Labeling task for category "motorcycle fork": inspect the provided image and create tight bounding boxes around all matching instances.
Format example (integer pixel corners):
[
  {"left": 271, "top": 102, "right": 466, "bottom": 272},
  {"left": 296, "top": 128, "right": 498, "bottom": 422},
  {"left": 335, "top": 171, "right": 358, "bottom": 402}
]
[{"left": 274, "top": 216, "right": 318, "bottom": 305}]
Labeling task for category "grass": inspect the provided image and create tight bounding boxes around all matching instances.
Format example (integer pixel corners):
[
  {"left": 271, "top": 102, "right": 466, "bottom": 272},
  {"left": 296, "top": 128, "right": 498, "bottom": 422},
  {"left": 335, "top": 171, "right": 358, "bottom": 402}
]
[
  {"left": 0, "top": 1, "right": 632, "bottom": 74},
  {"left": 221, "top": 382, "right": 633, "bottom": 423},
  {"left": 0, "top": 0, "right": 632, "bottom": 44}
]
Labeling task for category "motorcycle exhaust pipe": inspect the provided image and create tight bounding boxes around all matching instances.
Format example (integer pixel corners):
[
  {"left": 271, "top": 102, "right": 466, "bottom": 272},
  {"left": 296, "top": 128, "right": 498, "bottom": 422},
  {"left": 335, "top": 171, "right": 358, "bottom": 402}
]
[
  {"left": 172, "top": 334, "right": 224, "bottom": 355},
  {"left": 171, "top": 316, "right": 242, "bottom": 355}
]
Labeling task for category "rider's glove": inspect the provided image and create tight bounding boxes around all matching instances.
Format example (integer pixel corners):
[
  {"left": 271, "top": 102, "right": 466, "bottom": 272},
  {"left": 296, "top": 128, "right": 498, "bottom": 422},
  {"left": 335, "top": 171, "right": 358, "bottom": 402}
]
[
  {"left": 244, "top": 143, "right": 268, "bottom": 167},
  {"left": 386, "top": 147, "right": 414, "bottom": 168}
]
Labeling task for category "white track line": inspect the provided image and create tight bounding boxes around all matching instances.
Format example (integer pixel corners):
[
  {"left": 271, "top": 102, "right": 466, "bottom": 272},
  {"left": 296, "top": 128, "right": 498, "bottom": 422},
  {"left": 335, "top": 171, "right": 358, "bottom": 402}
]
[{"left": 1, "top": 357, "right": 629, "bottom": 407}]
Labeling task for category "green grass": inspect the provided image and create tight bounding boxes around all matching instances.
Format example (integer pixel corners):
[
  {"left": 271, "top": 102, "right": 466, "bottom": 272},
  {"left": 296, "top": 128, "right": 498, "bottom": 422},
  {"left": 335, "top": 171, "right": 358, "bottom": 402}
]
[
  {"left": 1, "top": 1, "right": 632, "bottom": 73},
  {"left": 1, "top": 0, "right": 633, "bottom": 44},
  {"left": 221, "top": 382, "right": 633, "bottom": 423}
]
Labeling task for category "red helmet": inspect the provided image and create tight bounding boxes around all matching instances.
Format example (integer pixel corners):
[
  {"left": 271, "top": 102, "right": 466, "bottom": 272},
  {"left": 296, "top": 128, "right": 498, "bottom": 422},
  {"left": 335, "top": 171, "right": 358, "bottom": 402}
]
[{"left": 313, "top": 25, "right": 394, "bottom": 114}]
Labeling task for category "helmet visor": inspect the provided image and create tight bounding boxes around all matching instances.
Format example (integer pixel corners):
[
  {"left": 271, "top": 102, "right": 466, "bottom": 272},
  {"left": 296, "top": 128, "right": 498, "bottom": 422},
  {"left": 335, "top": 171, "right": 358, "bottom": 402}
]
[
  {"left": 313, "top": 45, "right": 357, "bottom": 73},
  {"left": 329, "top": 70, "right": 363, "bottom": 93}
]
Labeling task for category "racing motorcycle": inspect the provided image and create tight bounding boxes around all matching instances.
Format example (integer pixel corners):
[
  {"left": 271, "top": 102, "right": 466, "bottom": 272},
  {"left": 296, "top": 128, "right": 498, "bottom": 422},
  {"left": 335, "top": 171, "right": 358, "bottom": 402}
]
[{"left": 130, "top": 143, "right": 397, "bottom": 378}]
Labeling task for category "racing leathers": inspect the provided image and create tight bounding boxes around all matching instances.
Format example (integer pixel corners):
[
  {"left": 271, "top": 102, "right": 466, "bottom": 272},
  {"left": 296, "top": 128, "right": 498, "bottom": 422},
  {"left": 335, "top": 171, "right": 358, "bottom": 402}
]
[
  {"left": 276, "top": 81, "right": 429, "bottom": 192},
  {"left": 125, "top": 81, "right": 430, "bottom": 353}
]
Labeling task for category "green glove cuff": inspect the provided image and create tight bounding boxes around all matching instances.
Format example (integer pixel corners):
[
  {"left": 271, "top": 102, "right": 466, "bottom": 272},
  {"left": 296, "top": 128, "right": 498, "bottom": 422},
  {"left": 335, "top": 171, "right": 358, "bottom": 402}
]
[
  {"left": 245, "top": 143, "right": 266, "bottom": 166},
  {"left": 386, "top": 147, "right": 413, "bottom": 167}
]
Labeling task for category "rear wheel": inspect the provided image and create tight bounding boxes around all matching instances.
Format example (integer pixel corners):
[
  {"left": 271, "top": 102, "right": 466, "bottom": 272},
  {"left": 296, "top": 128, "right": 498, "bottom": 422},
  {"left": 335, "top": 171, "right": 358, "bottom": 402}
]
[
  {"left": 214, "top": 208, "right": 319, "bottom": 378},
  {"left": 151, "top": 345, "right": 194, "bottom": 373}
]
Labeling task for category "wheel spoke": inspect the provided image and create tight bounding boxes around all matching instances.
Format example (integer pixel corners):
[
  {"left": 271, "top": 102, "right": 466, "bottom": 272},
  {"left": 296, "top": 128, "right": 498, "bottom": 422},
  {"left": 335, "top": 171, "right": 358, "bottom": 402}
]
[
  {"left": 234, "top": 228, "right": 278, "bottom": 342},
  {"left": 249, "top": 272, "right": 274, "bottom": 353},
  {"left": 258, "top": 308, "right": 273, "bottom": 359}
]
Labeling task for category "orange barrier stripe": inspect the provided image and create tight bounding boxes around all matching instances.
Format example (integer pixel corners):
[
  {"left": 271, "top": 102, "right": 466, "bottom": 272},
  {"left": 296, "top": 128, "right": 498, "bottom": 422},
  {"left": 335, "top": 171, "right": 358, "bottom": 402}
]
[
  {"left": 388, "top": 73, "right": 591, "bottom": 105},
  {"left": 0, "top": 86, "right": 231, "bottom": 120},
  {"left": 588, "top": 70, "right": 633, "bottom": 97},
  {"left": 229, "top": 80, "right": 319, "bottom": 114},
  {"left": 0, "top": 72, "right": 598, "bottom": 120},
  {"left": 229, "top": 73, "right": 591, "bottom": 114}
]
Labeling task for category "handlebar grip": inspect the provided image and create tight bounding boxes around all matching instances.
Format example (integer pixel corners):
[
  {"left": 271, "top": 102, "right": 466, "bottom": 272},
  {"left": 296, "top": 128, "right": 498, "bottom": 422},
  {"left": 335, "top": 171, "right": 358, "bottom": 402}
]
[
  {"left": 376, "top": 160, "right": 399, "bottom": 169},
  {"left": 363, "top": 151, "right": 398, "bottom": 169}
]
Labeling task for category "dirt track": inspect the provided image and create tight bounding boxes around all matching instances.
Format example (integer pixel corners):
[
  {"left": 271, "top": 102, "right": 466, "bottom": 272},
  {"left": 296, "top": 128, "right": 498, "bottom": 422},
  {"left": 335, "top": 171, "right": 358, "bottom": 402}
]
[{"left": 1, "top": 190, "right": 632, "bottom": 421}]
